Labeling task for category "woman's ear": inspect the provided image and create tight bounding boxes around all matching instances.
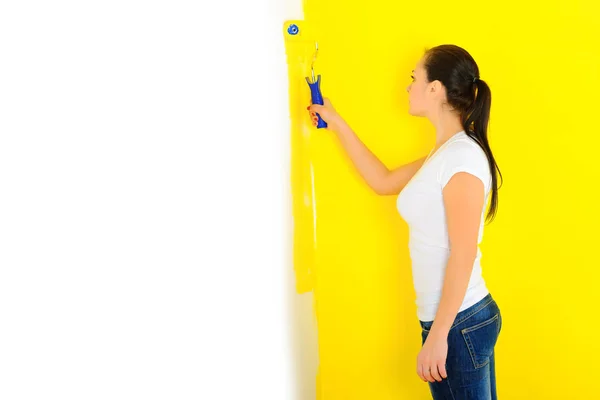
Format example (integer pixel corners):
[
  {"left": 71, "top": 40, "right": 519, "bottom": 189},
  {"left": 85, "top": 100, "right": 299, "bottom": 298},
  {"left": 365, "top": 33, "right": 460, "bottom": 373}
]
[{"left": 430, "top": 80, "right": 448, "bottom": 103}]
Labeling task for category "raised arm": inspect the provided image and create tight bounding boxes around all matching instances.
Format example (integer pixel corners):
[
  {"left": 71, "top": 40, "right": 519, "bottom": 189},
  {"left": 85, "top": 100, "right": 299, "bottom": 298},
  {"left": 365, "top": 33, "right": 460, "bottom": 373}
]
[
  {"left": 333, "top": 116, "right": 425, "bottom": 195},
  {"left": 309, "top": 99, "right": 424, "bottom": 195}
]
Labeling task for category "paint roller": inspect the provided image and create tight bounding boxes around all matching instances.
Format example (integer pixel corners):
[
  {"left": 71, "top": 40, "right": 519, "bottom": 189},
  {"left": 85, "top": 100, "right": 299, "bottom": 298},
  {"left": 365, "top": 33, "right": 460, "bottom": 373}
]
[
  {"left": 305, "top": 42, "right": 327, "bottom": 129},
  {"left": 285, "top": 22, "right": 327, "bottom": 129}
]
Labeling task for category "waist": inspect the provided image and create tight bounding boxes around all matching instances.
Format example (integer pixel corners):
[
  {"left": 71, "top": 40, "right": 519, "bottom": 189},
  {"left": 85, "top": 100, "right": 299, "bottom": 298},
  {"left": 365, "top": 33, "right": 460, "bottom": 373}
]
[
  {"left": 416, "top": 280, "right": 489, "bottom": 322},
  {"left": 419, "top": 292, "right": 497, "bottom": 331}
]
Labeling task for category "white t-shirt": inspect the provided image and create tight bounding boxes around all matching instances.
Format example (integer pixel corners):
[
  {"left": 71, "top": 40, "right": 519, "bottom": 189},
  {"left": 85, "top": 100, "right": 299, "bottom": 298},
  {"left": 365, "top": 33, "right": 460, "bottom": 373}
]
[{"left": 397, "top": 130, "right": 492, "bottom": 322}]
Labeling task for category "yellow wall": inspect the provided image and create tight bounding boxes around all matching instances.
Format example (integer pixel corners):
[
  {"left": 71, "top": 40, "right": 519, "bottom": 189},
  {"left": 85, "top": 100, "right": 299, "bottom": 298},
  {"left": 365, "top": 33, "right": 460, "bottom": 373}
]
[{"left": 284, "top": 2, "right": 600, "bottom": 399}]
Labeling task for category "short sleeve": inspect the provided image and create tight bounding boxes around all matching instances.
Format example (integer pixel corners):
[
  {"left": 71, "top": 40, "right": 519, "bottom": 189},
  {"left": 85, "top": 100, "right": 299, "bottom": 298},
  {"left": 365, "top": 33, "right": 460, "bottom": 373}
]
[{"left": 438, "top": 142, "right": 491, "bottom": 192}]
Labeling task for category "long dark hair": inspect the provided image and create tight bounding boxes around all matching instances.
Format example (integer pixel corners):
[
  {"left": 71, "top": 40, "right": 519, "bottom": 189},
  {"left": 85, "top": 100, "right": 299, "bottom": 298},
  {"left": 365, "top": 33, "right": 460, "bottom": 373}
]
[{"left": 424, "top": 44, "right": 502, "bottom": 223}]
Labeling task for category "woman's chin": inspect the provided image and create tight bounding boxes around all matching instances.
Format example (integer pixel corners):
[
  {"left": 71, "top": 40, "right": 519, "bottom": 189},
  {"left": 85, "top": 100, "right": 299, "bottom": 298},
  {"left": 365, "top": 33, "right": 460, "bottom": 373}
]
[{"left": 408, "top": 107, "right": 424, "bottom": 117}]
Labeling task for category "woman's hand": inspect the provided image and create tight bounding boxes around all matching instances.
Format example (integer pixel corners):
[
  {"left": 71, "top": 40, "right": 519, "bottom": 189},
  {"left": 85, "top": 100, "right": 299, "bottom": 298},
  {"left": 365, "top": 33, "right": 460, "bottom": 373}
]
[
  {"left": 417, "top": 333, "right": 449, "bottom": 383},
  {"left": 307, "top": 98, "right": 341, "bottom": 129}
]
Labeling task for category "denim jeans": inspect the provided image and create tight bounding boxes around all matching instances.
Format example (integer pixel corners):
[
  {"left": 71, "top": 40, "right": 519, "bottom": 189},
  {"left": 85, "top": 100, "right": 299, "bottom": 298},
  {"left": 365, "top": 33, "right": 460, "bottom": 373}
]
[{"left": 420, "top": 293, "right": 502, "bottom": 400}]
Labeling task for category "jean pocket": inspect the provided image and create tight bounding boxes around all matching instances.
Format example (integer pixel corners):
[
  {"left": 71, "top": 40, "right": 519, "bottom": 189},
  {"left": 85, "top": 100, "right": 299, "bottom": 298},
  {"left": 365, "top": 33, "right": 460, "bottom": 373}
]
[{"left": 460, "top": 313, "right": 500, "bottom": 369}]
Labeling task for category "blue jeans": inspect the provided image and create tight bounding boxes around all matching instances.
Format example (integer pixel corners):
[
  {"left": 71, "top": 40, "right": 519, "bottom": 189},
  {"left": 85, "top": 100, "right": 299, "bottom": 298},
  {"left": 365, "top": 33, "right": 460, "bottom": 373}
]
[{"left": 420, "top": 293, "right": 502, "bottom": 400}]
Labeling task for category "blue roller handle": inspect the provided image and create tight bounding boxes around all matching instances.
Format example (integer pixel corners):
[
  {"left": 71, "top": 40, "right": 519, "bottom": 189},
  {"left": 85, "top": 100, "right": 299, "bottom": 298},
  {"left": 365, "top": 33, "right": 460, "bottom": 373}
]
[{"left": 306, "top": 75, "right": 327, "bottom": 129}]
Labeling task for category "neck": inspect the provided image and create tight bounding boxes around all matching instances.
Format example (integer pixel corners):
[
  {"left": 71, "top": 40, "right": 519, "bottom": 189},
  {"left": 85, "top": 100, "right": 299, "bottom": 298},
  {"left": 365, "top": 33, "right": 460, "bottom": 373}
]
[{"left": 429, "top": 109, "right": 464, "bottom": 147}]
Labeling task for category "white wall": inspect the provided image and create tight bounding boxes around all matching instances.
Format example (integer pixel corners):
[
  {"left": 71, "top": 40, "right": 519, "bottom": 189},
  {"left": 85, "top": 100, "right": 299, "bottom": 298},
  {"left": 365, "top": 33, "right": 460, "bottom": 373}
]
[{"left": 0, "top": 1, "right": 306, "bottom": 398}]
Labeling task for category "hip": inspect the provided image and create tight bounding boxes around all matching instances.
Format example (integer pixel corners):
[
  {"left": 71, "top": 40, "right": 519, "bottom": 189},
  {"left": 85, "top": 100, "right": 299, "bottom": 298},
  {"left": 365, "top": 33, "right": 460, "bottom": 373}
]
[
  {"left": 420, "top": 293, "right": 502, "bottom": 372},
  {"left": 420, "top": 293, "right": 501, "bottom": 335}
]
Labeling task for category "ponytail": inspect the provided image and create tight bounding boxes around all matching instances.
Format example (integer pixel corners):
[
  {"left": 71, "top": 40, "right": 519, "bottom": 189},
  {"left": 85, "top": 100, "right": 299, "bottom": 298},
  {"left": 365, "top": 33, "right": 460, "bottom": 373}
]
[{"left": 462, "top": 78, "right": 502, "bottom": 223}]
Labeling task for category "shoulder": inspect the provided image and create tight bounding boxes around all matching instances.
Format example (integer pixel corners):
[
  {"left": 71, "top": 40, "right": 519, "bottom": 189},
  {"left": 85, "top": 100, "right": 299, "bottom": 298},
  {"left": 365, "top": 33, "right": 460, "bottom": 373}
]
[
  {"left": 438, "top": 137, "right": 491, "bottom": 191},
  {"left": 443, "top": 136, "right": 487, "bottom": 159}
]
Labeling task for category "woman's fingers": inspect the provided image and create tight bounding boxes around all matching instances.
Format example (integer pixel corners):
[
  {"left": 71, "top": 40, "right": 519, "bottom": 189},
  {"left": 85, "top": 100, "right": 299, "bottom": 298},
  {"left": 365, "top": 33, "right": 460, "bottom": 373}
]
[
  {"left": 419, "top": 362, "right": 446, "bottom": 383},
  {"left": 430, "top": 364, "right": 443, "bottom": 382},
  {"left": 307, "top": 104, "right": 320, "bottom": 126},
  {"left": 417, "top": 364, "right": 427, "bottom": 382},
  {"left": 308, "top": 110, "right": 317, "bottom": 126},
  {"left": 438, "top": 361, "right": 448, "bottom": 379},
  {"left": 307, "top": 103, "right": 325, "bottom": 115},
  {"left": 423, "top": 365, "right": 435, "bottom": 382}
]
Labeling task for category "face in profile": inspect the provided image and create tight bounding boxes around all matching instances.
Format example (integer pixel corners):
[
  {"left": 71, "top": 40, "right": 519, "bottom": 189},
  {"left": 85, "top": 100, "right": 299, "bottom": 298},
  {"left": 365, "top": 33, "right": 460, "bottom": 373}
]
[{"left": 407, "top": 57, "right": 429, "bottom": 117}]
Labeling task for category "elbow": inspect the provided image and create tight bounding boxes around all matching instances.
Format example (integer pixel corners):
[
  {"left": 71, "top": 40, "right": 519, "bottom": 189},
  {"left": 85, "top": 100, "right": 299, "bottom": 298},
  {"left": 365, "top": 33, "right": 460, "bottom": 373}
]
[
  {"left": 371, "top": 176, "right": 396, "bottom": 196},
  {"left": 373, "top": 185, "right": 387, "bottom": 195},
  {"left": 449, "top": 248, "right": 478, "bottom": 263},
  {"left": 372, "top": 184, "right": 393, "bottom": 196}
]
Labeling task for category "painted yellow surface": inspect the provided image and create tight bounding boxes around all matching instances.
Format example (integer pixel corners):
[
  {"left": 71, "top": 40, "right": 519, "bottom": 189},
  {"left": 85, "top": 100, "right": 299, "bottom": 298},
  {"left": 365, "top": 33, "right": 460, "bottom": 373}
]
[{"left": 283, "top": 2, "right": 600, "bottom": 398}]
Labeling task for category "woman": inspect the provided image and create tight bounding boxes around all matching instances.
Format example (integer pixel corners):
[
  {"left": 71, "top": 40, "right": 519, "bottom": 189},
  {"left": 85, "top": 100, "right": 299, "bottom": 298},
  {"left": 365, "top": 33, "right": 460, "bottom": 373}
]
[{"left": 307, "top": 44, "right": 503, "bottom": 400}]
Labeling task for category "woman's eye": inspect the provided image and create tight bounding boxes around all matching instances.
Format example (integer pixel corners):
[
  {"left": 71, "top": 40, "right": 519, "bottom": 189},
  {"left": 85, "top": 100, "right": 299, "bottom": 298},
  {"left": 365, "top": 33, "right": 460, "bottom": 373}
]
[{"left": 411, "top": 75, "right": 415, "bottom": 81}]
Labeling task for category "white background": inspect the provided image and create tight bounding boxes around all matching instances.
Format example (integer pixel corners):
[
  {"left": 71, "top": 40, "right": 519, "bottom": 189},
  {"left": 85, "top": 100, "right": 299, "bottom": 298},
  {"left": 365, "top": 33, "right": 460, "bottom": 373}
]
[{"left": 0, "top": 1, "right": 302, "bottom": 398}]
